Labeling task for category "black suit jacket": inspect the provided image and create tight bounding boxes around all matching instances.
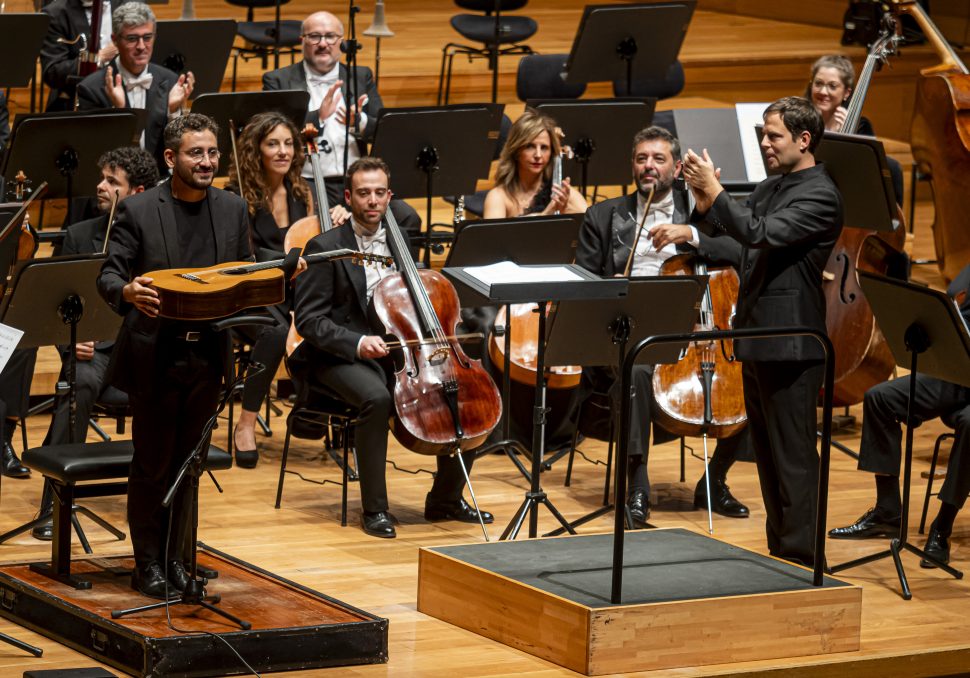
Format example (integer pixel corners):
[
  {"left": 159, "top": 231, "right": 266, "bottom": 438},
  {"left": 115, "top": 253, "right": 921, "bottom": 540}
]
[
  {"left": 97, "top": 182, "right": 253, "bottom": 397},
  {"left": 40, "top": 0, "right": 131, "bottom": 110},
  {"left": 77, "top": 61, "right": 178, "bottom": 173},
  {"left": 261, "top": 61, "right": 382, "bottom": 150},
  {"left": 289, "top": 222, "right": 408, "bottom": 372},
  {"left": 576, "top": 190, "right": 739, "bottom": 277},
  {"left": 696, "top": 163, "right": 843, "bottom": 362}
]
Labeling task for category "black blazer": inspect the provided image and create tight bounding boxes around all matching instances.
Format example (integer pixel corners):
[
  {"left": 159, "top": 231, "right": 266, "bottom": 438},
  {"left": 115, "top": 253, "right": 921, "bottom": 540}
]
[
  {"left": 261, "top": 61, "right": 382, "bottom": 149},
  {"left": 697, "top": 163, "right": 843, "bottom": 362},
  {"left": 97, "top": 182, "right": 253, "bottom": 397},
  {"left": 289, "top": 222, "right": 409, "bottom": 371},
  {"left": 77, "top": 61, "right": 178, "bottom": 173},
  {"left": 576, "top": 190, "right": 739, "bottom": 277}
]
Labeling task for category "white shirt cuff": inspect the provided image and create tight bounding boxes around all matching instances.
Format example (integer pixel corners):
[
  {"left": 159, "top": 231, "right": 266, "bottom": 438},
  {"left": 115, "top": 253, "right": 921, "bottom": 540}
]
[{"left": 687, "top": 225, "right": 700, "bottom": 249}]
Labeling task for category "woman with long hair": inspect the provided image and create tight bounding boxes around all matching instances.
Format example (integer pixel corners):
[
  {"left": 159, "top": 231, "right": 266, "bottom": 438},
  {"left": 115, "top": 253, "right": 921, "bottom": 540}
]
[
  {"left": 227, "top": 111, "right": 314, "bottom": 468},
  {"left": 483, "top": 108, "right": 587, "bottom": 218}
]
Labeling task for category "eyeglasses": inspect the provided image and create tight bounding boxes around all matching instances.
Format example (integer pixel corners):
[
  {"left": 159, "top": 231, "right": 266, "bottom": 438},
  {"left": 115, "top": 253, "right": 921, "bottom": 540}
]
[
  {"left": 302, "top": 32, "right": 342, "bottom": 46},
  {"left": 184, "top": 148, "right": 221, "bottom": 163},
  {"left": 120, "top": 32, "right": 154, "bottom": 45}
]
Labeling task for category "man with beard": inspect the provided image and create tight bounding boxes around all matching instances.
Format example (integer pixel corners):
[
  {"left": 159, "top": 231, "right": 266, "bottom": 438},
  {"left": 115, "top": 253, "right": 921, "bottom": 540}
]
[
  {"left": 98, "top": 114, "right": 252, "bottom": 598},
  {"left": 31, "top": 146, "right": 159, "bottom": 542},
  {"left": 575, "top": 126, "right": 751, "bottom": 524}
]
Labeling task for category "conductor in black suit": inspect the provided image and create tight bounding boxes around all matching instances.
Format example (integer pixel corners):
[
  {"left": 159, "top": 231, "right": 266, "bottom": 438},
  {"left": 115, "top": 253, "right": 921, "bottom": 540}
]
[
  {"left": 77, "top": 2, "right": 194, "bottom": 174},
  {"left": 262, "top": 10, "right": 420, "bottom": 242},
  {"left": 98, "top": 114, "right": 252, "bottom": 599},
  {"left": 288, "top": 156, "right": 491, "bottom": 539},
  {"left": 672, "top": 96, "right": 843, "bottom": 566}
]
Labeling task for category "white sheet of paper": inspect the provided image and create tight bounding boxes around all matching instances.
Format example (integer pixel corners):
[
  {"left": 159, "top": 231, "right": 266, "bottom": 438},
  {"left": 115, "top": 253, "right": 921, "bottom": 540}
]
[
  {"left": 0, "top": 323, "right": 24, "bottom": 373},
  {"left": 464, "top": 261, "right": 583, "bottom": 286},
  {"left": 736, "top": 102, "right": 770, "bottom": 183}
]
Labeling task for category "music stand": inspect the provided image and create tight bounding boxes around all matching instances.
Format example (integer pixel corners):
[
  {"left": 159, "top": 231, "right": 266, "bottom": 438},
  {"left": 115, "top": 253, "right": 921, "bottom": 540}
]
[
  {"left": 815, "top": 131, "right": 900, "bottom": 233},
  {"left": 444, "top": 263, "right": 627, "bottom": 539},
  {"left": 0, "top": 256, "right": 124, "bottom": 587},
  {"left": 672, "top": 108, "right": 758, "bottom": 191},
  {"left": 529, "top": 99, "right": 656, "bottom": 196},
  {"left": 445, "top": 215, "right": 581, "bottom": 481},
  {"left": 153, "top": 19, "right": 237, "bottom": 96},
  {"left": 370, "top": 105, "right": 494, "bottom": 268},
  {"left": 191, "top": 90, "right": 310, "bottom": 178},
  {"left": 562, "top": 2, "right": 696, "bottom": 95},
  {"left": 0, "top": 14, "right": 49, "bottom": 88},
  {"left": 1, "top": 112, "right": 137, "bottom": 223},
  {"left": 829, "top": 272, "right": 970, "bottom": 599},
  {"left": 543, "top": 277, "right": 705, "bottom": 535}
]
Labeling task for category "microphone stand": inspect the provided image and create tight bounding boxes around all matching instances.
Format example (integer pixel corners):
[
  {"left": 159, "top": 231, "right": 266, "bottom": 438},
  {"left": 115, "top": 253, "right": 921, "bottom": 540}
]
[{"left": 342, "top": 1, "right": 362, "bottom": 180}]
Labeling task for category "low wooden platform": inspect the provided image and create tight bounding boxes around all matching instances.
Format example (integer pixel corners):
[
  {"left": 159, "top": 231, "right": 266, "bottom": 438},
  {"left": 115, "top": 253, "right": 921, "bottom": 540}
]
[
  {"left": 0, "top": 545, "right": 387, "bottom": 676},
  {"left": 418, "top": 528, "right": 861, "bottom": 675}
]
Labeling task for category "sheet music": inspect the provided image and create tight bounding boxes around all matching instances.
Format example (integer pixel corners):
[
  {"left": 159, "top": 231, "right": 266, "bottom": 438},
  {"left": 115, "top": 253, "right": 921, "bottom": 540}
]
[
  {"left": 736, "top": 102, "right": 770, "bottom": 183},
  {"left": 0, "top": 323, "right": 24, "bottom": 373},
  {"left": 464, "top": 261, "right": 583, "bottom": 286}
]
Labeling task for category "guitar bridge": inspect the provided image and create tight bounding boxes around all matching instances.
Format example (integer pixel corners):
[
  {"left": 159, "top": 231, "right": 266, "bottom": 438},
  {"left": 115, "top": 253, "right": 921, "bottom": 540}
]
[{"left": 176, "top": 273, "right": 207, "bottom": 284}]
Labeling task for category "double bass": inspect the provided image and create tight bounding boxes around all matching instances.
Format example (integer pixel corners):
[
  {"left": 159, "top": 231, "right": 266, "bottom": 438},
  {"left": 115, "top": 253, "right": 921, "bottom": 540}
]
[
  {"left": 823, "top": 18, "right": 908, "bottom": 406},
  {"left": 890, "top": 0, "right": 970, "bottom": 283},
  {"left": 374, "top": 209, "right": 502, "bottom": 455}
]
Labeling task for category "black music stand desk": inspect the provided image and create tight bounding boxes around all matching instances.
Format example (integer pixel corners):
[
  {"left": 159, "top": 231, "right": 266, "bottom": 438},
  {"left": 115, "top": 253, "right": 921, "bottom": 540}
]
[
  {"left": 444, "top": 264, "right": 627, "bottom": 539},
  {"left": 829, "top": 272, "right": 970, "bottom": 599},
  {"left": 153, "top": 19, "right": 237, "bottom": 96},
  {"left": 0, "top": 14, "right": 50, "bottom": 89}
]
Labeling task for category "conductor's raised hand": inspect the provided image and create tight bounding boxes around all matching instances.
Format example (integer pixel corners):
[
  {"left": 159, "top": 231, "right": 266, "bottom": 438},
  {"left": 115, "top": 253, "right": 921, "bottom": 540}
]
[
  {"left": 358, "top": 335, "right": 389, "bottom": 359},
  {"left": 683, "top": 148, "right": 722, "bottom": 213},
  {"left": 104, "top": 66, "right": 126, "bottom": 109},
  {"left": 122, "top": 276, "right": 160, "bottom": 317}
]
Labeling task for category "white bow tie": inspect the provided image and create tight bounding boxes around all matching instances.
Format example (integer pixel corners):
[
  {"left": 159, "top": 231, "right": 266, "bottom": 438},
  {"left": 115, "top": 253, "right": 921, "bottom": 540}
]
[
  {"left": 307, "top": 73, "right": 337, "bottom": 88},
  {"left": 125, "top": 72, "right": 153, "bottom": 92},
  {"left": 355, "top": 225, "right": 386, "bottom": 247}
]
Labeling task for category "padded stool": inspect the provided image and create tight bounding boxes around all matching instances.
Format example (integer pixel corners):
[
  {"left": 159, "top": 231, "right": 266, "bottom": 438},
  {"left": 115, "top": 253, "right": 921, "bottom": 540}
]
[
  {"left": 275, "top": 389, "right": 361, "bottom": 526},
  {"left": 2, "top": 441, "right": 232, "bottom": 589}
]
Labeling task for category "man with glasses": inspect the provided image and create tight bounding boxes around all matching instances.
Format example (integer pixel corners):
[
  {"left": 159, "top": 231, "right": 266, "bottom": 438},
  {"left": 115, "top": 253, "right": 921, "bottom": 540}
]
[
  {"left": 262, "top": 11, "right": 421, "bottom": 245},
  {"left": 78, "top": 2, "right": 194, "bottom": 174},
  {"left": 99, "top": 114, "right": 251, "bottom": 599}
]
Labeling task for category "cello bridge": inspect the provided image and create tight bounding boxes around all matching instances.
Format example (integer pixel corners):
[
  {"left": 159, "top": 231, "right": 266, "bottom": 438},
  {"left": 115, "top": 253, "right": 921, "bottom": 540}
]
[{"left": 428, "top": 346, "right": 450, "bottom": 365}]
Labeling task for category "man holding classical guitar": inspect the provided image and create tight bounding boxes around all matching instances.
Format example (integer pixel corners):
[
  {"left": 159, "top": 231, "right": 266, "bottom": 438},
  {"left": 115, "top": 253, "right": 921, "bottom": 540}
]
[
  {"left": 98, "top": 113, "right": 252, "bottom": 599},
  {"left": 289, "top": 156, "right": 492, "bottom": 539}
]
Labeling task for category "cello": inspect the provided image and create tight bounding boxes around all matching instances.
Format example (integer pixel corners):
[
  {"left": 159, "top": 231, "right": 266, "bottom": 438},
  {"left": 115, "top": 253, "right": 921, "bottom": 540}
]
[
  {"left": 822, "top": 18, "right": 908, "bottom": 406},
  {"left": 374, "top": 208, "right": 502, "bottom": 456},
  {"left": 890, "top": 0, "right": 970, "bottom": 283}
]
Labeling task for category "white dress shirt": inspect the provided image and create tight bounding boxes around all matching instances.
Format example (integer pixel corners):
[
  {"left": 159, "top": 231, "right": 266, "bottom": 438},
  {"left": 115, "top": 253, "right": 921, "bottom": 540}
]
[
  {"left": 83, "top": 0, "right": 113, "bottom": 58},
  {"left": 303, "top": 62, "right": 368, "bottom": 179},
  {"left": 352, "top": 217, "right": 396, "bottom": 357},
  {"left": 117, "top": 62, "right": 150, "bottom": 149},
  {"left": 629, "top": 190, "right": 700, "bottom": 277}
]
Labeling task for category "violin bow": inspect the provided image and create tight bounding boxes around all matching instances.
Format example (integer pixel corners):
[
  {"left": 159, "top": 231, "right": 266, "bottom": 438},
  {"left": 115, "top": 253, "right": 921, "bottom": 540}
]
[{"left": 622, "top": 184, "right": 655, "bottom": 277}]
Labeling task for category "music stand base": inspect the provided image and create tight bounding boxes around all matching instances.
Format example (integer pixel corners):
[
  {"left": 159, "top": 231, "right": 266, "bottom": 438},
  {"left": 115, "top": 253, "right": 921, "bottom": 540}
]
[
  {"left": 475, "top": 438, "right": 532, "bottom": 483},
  {"left": 500, "top": 491, "right": 576, "bottom": 541},
  {"left": 29, "top": 562, "right": 92, "bottom": 590},
  {"left": 830, "top": 537, "right": 963, "bottom": 600},
  {"left": 544, "top": 504, "right": 646, "bottom": 537},
  {"left": 111, "top": 584, "right": 252, "bottom": 630}
]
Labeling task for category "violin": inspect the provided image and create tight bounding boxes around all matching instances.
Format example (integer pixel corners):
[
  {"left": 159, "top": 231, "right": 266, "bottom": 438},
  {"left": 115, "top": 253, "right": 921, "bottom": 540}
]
[
  {"left": 890, "top": 0, "right": 970, "bottom": 283},
  {"left": 8, "top": 171, "right": 39, "bottom": 261},
  {"left": 822, "top": 17, "right": 908, "bottom": 406},
  {"left": 373, "top": 209, "right": 502, "bottom": 456},
  {"left": 147, "top": 249, "right": 392, "bottom": 321},
  {"left": 651, "top": 253, "right": 746, "bottom": 439},
  {"left": 284, "top": 124, "right": 335, "bottom": 356}
]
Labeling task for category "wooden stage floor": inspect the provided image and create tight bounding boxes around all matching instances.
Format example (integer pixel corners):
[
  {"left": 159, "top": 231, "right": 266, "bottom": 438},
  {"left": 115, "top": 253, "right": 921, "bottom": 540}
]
[{"left": 1, "top": 1, "right": 968, "bottom": 675}]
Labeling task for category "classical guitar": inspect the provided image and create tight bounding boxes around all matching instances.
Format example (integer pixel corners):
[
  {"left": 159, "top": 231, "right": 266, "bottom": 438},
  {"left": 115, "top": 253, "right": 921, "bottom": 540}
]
[{"left": 146, "top": 248, "right": 393, "bottom": 321}]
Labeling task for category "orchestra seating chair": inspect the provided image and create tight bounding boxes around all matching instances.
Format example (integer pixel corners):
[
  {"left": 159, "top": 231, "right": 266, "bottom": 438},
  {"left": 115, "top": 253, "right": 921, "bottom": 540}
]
[
  {"left": 275, "top": 386, "right": 361, "bottom": 527},
  {"left": 610, "top": 60, "right": 686, "bottom": 101},
  {"left": 227, "top": 0, "right": 302, "bottom": 91},
  {"left": 0, "top": 440, "right": 232, "bottom": 587},
  {"left": 919, "top": 410, "right": 960, "bottom": 533},
  {"left": 438, "top": 0, "right": 537, "bottom": 105},
  {"left": 516, "top": 53, "right": 586, "bottom": 102}
]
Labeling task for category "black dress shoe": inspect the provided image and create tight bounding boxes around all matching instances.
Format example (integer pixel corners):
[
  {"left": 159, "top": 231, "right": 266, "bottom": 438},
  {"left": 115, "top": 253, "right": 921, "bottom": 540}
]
[
  {"left": 166, "top": 561, "right": 198, "bottom": 591},
  {"left": 920, "top": 528, "right": 951, "bottom": 569},
  {"left": 30, "top": 520, "right": 53, "bottom": 541},
  {"left": 828, "top": 507, "right": 900, "bottom": 539},
  {"left": 425, "top": 497, "right": 494, "bottom": 524},
  {"left": 360, "top": 511, "right": 397, "bottom": 538},
  {"left": 131, "top": 562, "right": 179, "bottom": 600},
  {"left": 627, "top": 488, "right": 650, "bottom": 524},
  {"left": 695, "top": 476, "right": 749, "bottom": 518},
  {"left": 1, "top": 443, "right": 29, "bottom": 478}
]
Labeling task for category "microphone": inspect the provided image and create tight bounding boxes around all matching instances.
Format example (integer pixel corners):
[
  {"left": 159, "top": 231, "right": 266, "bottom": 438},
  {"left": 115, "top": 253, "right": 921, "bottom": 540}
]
[{"left": 340, "top": 39, "right": 362, "bottom": 54}]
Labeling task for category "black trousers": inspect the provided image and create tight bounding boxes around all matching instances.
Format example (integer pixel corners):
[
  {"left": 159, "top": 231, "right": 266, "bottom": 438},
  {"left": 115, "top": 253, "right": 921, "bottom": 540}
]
[
  {"left": 49, "top": 349, "right": 111, "bottom": 445},
  {"left": 859, "top": 374, "right": 970, "bottom": 509},
  {"left": 743, "top": 360, "right": 824, "bottom": 567},
  {"left": 304, "top": 359, "right": 476, "bottom": 514},
  {"left": 239, "top": 320, "right": 288, "bottom": 412},
  {"left": 128, "top": 339, "right": 222, "bottom": 569}
]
